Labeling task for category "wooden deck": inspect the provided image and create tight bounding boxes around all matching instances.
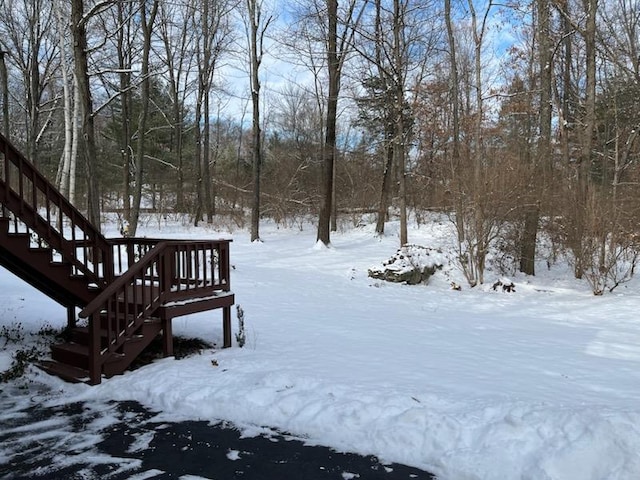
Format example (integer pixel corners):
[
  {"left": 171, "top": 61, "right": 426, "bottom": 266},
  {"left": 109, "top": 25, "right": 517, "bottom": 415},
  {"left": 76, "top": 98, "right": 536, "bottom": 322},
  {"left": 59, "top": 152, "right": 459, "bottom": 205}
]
[{"left": 0, "top": 131, "right": 235, "bottom": 384}]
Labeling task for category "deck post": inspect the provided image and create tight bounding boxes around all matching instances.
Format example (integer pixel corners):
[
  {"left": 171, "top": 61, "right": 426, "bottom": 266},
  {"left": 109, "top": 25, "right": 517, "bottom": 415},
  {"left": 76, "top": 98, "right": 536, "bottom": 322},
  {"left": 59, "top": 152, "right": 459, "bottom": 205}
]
[
  {"left": 66, "top": 306, "right": 76, "bottom": 329},
  {"left": 220, "top": 241, "right": 231, "bottom": 291},
  {"left": 162, "top": 314, "right": 173, "bottom": 357},
  {"left": 222, "top": 305, "right": 232, "bottom": 348},
  {"left": 88, "top": 312, "right": 101, "bottom": 384}
]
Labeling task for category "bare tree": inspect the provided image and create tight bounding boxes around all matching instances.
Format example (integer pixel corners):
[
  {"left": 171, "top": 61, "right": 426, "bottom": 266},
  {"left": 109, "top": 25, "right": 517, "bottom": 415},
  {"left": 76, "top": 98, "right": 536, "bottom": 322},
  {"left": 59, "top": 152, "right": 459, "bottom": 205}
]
[
  {"left": 317, "top": 0, "right": 341, "bottom": 245},
  {"left": 281, "top": 0, "right": 368, "bottom": 244},
  {"left": 552, "top": 0, "right": 599, "bottom": 278},
  {"left": 53, "top": 0, "right": 78, "bottom": 205},
  {"left": 157, "top": 1, "right": 197, "bottom": 212},
  {"left": 355, "top": 0, "right": 439, "bottom": 244},
  {"left": 0, "top": 0, "right": 58, "bottom": 166},
  {"left": 193, "top": 0, "right": 234, "bottom": 226},
  {"left": 71, "top": 0, "right": 102, "bottom": 229},
  {"left": 128, "top": 0, "right": 159, "bottom": 236},
  {"left": 244, "top": 0, "right": 274, "bottom": 242},
  {"left": 392, "top": 0, "right": 409, "bottom": 245},
  {"left": 445, "top": 0, "right": 514, "bottom": 286},
  {"left": 317, "top": 0, "right": 369, "bottom": 245},
  {"left": 518, "top": 0, "right": 553, "bottom": 276},
  {"left": 576, "top": 0, "right": 640, "bottom": 293},
  {"left": 448, "top": 0, "right": 501, "bottom": 286},
  {"left": 113, "top": 0, "right": 136, "bottom": 223},
  {"left": 0, "top": 50, "right": 9, "bottom": 138},
  {"left": 445, "top": 0, "right": 462, "bottom": 243},
  {"left": 370, "top": 0, "right": 395, "bottom": 236}
]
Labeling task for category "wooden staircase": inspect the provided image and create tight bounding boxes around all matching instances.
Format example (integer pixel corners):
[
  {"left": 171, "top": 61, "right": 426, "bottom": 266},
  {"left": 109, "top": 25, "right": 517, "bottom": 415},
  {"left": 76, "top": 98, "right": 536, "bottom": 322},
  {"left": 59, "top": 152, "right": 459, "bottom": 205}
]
[{"left": 0, "top": 133, "right": 234, "bottom": 385}]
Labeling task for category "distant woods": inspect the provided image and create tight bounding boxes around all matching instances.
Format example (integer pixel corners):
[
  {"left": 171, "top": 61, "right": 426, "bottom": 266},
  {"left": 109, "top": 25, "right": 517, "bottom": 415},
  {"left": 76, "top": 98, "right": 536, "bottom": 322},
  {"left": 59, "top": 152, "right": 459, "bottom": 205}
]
[{"left": 1, "top": 0, "right": 639, "bottom": 292}]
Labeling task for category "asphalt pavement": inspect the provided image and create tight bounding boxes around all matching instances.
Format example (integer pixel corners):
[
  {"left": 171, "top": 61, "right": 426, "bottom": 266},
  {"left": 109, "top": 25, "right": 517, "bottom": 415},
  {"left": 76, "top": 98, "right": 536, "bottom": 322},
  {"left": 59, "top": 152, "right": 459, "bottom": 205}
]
[{"left": 0, "top": 392, "right": 436, "bottom": 480}]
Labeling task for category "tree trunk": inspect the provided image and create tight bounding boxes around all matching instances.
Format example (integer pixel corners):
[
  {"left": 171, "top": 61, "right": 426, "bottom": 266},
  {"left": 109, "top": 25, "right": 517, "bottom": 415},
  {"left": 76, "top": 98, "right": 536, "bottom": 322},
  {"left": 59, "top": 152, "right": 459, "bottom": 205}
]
[
  {"left": 197, "top": 0, "right": 215, "bottom": 224},
  {"left": 375, "top": 142, "right": 394, "bottom": 235},
  {"left": 158, "top": 2, "right": 189, "bottom": 213},
  {"left": 117, "top": 2, "right": 132, "bottom": 224},
  {"left": 172, "top": 79, "right": 184, "bottom": 213},
  {"left": 26, "top": 2, "right": 41, "bottom": 167},
  {"left": 194, "top": 89, "right": 204, "bottom": 226},
  {"left": 194, "top": 1, "right": 208, "bottom": 227},
  {"left": 129, "top": 0, "right": 159, "bottom": 236},
  {"left": 374, "top": 0, "right": 391, "bottom": 236},
  {"left": 573, "top": 0, "right": 598, "bottom": 279},
  {"left": 71, "top": 0, "right": 101, "bottom": 230},
  {"left": 54, "top": 1, "right": 72, "bottom": 199},
  {"left": 317, "top": 0, "right": 339, "bottom": 246},
  {"left": 203, "top": 84, "right": 214, "bottom": 222},
  {"left": 248, "top": 0, "right": 264, "bottom": 242},
  {"left": 560, "top": 0, "right": 573, "bottom": 164},
  {"left": 331, "top": 154, "right": 337, "bottom": 232},
  {"left": 393, "top": 0, "right": 407, "bottom": 246},
  {"left": 445, "top": 0, "right": 463, "bottom": 243},
  {"left": 69, "top": 82, "right": 79, "bottom": 205},
  {"left": 520, "top": 0, "right": 552, "bottom": 276},
  {"left": 0, "top": 51, "right": 8, "bottom": 138},
  {"left": 520, "top": 206, "right": 539, "bottom": 275}
]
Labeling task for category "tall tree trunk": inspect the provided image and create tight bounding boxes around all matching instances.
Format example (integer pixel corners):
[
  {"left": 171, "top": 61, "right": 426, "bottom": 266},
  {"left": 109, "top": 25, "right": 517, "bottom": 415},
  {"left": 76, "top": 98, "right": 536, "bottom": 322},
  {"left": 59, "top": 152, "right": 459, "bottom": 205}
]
[
  {"left": 194, "top": 88, "right": 204, "bottom": 225},
  {"left": 573, "top": 0, "right": 598, "bottom": 278},
  {"left": 54, "top": 1, "right": 73, "bottom": 200},
  {"left": 26, "top": 1, "right": 41, "bottom": 167},
  {"left": 193, "top": 19, "right": 208, "bottom": 227},
  {"left": 560, "top": 0, "right": 573, "bottom": 164},
  {"left": 580, "top": 0, "right": 597, "bottom": 172},
  {"left": 394, "top": 0, "right": 407, "bottom": 246},
  {"left": 117, "top": 2, "right": 132, "bottom": 224},
  {"left": 374, "top": 0, "right": 391, "bottom": 236},
  {"left": 0, "top": 51, "right": 10, "bottom": 138},
  {"left": 202, "top": 0, "right": 215, "bottom": 223},
  {"left": 248, "top": 0, "right": 266, "bottom": 242},
  {"left": 331, "top": 153, "right": 337, "bottom": 232},
  {"left": 158, "top": 2, "right": 190, "bottom": 213},
  {"left": 129, "top": 0, "right": 159, "bottom": 236},
  {"left": 445, "top": 0, "right": 463, "bottom": 243},
  {"left": 317, "top": 0, "right": 339, "bottom": 246},
  {"left": 203, "top": 84, "right": 214, "bottom": 222},
  {"left": 520, "top": 0, "right": 552, "bottom": 276},
  {"left": 375, "top": 142, "right": 394, "bottom": 235},
  {"left": 69, "top": 81, "right": 79, "bottom": 205},
  {"left": 171, "top": 73, "right": 185, "bottom": 213},
  {"left": 71, "top": 0, "right": 101, "bottom": 230},
  {"left": 195, "top": 0, "right": 213, "bottom": 225}
]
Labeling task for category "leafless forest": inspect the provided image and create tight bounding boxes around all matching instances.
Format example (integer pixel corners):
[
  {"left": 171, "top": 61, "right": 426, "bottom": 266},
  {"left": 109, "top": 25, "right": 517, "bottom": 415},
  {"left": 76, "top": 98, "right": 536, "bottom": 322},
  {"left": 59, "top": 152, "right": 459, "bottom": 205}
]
[{"left": 1, "top": 0, "right": 639, "bottom": 292}]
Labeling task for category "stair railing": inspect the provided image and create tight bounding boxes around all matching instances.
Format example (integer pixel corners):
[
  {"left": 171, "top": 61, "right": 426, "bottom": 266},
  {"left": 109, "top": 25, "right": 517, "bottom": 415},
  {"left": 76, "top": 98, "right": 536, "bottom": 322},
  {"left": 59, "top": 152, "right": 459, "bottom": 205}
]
[
  {"left": 0, "top": 133, "right": 113, "bottom": 285},
  {"left": 79, "top": 238, "right": 231, "bottom": 384}
]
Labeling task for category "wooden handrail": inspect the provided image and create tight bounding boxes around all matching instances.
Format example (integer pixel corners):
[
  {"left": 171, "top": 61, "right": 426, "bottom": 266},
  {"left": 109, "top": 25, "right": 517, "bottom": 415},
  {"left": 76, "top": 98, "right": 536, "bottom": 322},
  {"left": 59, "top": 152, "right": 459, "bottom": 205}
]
[
  {"left": 78, "top": 238, "right": 231, "bottom": 383},
  {"left": 80, "top": 238, "right": 231, "bottom": 318},
  {"left": 0, "top": 132, "right": 113, "bottom": 285},
  {"left": 79, "top": 241, "right": 167, "bottom": 319}
]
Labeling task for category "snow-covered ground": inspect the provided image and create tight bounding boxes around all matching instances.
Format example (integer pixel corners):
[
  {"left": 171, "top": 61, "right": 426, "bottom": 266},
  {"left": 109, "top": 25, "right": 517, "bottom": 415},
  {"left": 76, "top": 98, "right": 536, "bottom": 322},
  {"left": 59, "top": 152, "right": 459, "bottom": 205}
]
[{"left": 2, "top": 214, "right": 640, "bottom": 480}]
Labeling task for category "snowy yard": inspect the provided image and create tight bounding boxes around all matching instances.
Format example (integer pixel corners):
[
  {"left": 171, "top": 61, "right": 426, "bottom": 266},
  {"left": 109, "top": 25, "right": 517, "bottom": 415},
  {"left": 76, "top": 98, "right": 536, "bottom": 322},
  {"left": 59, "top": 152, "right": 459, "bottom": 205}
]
[{"left": 1, "top": 215, "right": 640, "bottom": 480}]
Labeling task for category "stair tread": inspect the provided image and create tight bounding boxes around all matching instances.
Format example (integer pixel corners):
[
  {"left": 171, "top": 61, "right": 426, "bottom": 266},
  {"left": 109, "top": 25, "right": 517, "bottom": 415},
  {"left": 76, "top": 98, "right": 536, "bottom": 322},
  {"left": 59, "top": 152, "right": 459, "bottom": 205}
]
[
  {"left": 37, "top": 360, "right": 91, "bottom": 384},
  {"left": 73, "top": 323, "right": 159, "bottom": 340},
  {"left": 28, "top": 247, "right": 52, "bottom": 253},
  {"left": 51, "top": 341, "right": 89, "bottom": 354}
]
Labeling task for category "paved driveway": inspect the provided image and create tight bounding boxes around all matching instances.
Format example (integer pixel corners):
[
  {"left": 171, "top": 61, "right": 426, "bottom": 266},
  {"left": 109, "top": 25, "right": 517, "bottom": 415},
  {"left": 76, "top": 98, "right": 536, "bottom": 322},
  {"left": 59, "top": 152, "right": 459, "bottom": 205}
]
[{"left": 1, "top": 389, "right": 435, "bottom": 479}]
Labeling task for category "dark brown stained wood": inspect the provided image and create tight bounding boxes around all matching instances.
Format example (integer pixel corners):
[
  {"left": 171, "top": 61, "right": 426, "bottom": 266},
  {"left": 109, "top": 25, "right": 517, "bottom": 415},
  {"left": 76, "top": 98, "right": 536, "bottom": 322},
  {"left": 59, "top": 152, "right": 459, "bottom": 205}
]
[{"left": 1, "top": 133, "right": 235, "bottom": 385}]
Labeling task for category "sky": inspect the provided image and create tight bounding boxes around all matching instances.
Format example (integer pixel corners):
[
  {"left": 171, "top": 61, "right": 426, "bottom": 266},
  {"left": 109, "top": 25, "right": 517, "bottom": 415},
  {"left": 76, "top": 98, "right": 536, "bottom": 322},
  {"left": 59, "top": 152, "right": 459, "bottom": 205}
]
[{"left": 1, "top": 213, "right": 640, "bottom": 479}]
